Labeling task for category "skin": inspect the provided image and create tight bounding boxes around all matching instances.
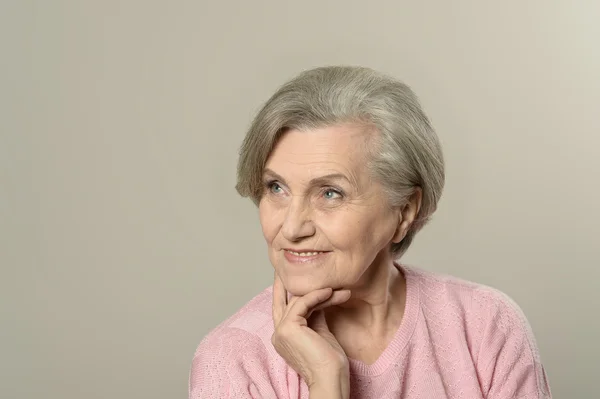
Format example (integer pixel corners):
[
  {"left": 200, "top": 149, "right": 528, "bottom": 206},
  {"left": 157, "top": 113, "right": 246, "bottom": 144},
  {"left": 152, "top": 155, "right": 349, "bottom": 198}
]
[{"left": 260, "top": 123, "right": 422, "bottom": 395}]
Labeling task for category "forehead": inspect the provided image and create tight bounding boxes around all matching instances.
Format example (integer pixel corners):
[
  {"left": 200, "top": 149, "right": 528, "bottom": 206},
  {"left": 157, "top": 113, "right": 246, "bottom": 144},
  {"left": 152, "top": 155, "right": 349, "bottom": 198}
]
[{"left": 265, "top": 124, "right": 372, "bottom": 176}]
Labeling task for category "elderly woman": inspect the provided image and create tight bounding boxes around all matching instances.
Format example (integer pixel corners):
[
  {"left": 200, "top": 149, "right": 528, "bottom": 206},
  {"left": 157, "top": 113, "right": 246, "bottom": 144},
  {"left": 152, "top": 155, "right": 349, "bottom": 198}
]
[{"left": 189, "top": 66, "right": 552, "bottom": 399}]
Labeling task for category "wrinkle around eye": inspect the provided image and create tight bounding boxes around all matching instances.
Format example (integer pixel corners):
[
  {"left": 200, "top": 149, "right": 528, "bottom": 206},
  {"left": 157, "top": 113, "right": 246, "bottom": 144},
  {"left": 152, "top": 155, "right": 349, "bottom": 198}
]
[{"left": 322, "top": 189, "right": 343, "bottom": 200}]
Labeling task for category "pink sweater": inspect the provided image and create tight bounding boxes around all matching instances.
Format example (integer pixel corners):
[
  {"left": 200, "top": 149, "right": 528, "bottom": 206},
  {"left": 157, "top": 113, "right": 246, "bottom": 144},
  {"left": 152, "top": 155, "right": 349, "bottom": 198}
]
[{"left": 189, "top": 266, "right": 552, "bottom": 398}]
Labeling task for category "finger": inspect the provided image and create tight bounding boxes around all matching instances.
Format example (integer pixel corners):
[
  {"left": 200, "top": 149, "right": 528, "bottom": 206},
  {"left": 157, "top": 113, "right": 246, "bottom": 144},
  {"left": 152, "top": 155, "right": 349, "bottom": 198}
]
[
  {"left": 286, "top": 288, "right": 333, "bottom": 321},
  {"left": 282, "top": 295, "right": 300, "bottom": 319},
  {"left": 307, "top": 290, "right": 351, "bottom": 319},
  {"left": 272, "top": 272, "right": 287, "bottom": 326},
  {"left": 313, "top": 290, "right": 351, "bottom": 310}
]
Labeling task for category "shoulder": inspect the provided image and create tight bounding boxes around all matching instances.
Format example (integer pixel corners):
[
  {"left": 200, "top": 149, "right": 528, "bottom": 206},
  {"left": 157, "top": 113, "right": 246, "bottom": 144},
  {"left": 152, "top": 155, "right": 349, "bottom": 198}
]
[
  {"left": 405, "top": 266, "right": 552, "bottom": 398},
  {"left": 405, "top": 265, "right": 533, "bottom": 324},
  {"left": 406, "top": 265, "right": 539, "bottom": 351},
  {"left": 189, "top": 286, "right": 285, "bottom": 398}
]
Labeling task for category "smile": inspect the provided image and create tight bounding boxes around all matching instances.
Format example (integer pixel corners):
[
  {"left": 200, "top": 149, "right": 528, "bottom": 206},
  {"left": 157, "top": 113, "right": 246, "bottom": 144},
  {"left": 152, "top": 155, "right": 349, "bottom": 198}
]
[
  {"left": 285, "top": 250, "right": 325, "bottom": 257},
  {"left": 283, "top": 249, "right": 331, "bottom": 263}
]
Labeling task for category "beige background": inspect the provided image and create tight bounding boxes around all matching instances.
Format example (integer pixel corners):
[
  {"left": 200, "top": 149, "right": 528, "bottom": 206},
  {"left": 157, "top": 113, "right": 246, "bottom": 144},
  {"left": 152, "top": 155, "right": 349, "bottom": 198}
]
[{"left": 2, "top": 1, "right": 599, "bottom": 398}]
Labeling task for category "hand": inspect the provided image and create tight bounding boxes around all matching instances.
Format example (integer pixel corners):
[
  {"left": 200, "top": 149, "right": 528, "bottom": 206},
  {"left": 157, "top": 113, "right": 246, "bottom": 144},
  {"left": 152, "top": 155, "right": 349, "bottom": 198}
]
[{"left": 271, "top": 273, "right": 351, "bottom": 395}]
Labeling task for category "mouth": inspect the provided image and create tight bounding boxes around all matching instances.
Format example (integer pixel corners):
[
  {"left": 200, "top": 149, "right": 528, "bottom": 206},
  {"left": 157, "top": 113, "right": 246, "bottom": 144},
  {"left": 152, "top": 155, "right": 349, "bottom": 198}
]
[
  {"left": 282, "top": 249, "right": 331, "bottom": 264},
  {"left": 285, "top": 250, "right": 327, "bottom": 256}
]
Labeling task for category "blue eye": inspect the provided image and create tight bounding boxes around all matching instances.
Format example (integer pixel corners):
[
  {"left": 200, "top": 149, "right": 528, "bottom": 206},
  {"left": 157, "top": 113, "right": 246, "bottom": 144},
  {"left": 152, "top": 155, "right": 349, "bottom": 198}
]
[
  {"left": 269, "top": 182, "right": 283, "bottom": 194},
  {"left": 323, "top": 189, "right": 342, "bottom": 200}
]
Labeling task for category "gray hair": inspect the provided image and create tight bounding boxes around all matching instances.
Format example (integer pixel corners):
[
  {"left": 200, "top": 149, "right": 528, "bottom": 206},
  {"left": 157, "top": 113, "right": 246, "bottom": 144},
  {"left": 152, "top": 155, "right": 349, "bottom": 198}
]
[{"left": 236, "top": 66, "right": 445, "bottom": 258}]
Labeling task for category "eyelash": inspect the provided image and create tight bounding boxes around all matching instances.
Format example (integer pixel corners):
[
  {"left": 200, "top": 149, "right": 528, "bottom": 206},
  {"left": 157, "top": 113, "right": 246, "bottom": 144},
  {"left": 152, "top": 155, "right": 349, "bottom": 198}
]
[
  {"left": 321, "top": 187, "right": 343, "bottom": 200},
  {"left": 265, "top": 180, "right": 283, "bottom": 194},
  {"left": 263, "top": 180, "right": 344, "bottom": 200}
]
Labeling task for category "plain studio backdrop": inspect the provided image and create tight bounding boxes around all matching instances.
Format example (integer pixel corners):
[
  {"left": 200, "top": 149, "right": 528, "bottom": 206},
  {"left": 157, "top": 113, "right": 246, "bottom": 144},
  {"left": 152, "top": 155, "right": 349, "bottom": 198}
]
[{"left": 2, "top": 1, "right": 599, "bottom": 398}]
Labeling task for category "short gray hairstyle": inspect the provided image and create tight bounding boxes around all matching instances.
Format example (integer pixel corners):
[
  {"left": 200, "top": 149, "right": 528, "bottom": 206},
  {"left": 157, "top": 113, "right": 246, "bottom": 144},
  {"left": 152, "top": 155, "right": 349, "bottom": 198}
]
[{"left": 236, "top": 66, "right": 445, "bottom": 258}]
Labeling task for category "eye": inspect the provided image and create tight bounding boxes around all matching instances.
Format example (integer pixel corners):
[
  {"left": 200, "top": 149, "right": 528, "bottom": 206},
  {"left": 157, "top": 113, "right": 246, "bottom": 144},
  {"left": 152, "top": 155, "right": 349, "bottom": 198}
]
[
  {"left": 323, "top": 188, "right": 343, "bottom": 200},
  {"left": 267, "top": 181, "right": 284, "bottom": 194}
]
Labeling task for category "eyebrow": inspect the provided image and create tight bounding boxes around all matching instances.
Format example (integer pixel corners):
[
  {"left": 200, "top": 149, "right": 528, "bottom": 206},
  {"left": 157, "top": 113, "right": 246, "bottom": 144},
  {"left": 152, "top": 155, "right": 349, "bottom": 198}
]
[{"left": 262, "top": 168, "right": 354, "bottom": 187}]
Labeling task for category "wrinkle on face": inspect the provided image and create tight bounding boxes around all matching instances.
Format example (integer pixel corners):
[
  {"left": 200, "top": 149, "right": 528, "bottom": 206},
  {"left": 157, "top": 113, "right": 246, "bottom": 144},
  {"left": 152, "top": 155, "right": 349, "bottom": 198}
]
[{"left": 259, "top": 123, "right": 399, "bottom": 297}]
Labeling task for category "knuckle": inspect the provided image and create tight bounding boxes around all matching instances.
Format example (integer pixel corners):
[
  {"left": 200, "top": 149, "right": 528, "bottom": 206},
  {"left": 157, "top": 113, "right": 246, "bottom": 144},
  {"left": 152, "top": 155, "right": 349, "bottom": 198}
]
[
  {"left": 277, "top": 324, "right": 291, "bottom": 338},
  {"left": 273, "top": 323, "right": 295, "bottom": 342}
]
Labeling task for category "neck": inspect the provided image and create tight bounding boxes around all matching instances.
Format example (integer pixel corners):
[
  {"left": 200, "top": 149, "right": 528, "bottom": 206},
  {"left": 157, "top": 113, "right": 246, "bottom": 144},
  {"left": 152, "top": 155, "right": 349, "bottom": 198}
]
[{"left": 326, "top": 252, "right": 406, "bottom": 335}]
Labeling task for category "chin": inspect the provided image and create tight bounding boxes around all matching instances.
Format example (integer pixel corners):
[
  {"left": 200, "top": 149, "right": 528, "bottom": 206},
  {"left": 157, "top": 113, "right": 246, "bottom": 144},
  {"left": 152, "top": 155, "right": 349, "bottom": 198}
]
[
  {"left": 278, "top": 270, "right": 346, "bottom": 297},
  {"left": 279, "top": 272, "right": 329, "bottom": 297}
]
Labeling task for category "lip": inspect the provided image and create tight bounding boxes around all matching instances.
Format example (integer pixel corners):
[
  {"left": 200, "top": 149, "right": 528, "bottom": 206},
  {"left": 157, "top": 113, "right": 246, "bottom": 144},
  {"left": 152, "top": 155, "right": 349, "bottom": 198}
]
[{"left": 283, "top": 249, "right": 331, "bottom": 264}]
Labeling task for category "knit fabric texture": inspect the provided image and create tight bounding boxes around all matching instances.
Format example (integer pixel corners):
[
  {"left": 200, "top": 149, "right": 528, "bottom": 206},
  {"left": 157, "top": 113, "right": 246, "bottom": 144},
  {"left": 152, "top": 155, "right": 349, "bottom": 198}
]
[{"left": 189, "top": 266, "right": 552, "bottom": 398}]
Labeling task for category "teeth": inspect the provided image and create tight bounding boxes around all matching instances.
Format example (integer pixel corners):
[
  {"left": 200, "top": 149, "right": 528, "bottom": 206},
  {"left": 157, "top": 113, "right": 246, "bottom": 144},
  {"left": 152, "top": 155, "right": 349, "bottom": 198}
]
[{"left": 289, "top": 251, "right": 321, "bottom": 257}]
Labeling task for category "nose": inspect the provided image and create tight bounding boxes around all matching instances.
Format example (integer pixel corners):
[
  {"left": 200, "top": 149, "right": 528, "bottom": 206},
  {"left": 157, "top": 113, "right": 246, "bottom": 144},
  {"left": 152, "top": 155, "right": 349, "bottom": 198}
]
[{"left": 281, "top": 197, "right": 315, "bottom": 242}]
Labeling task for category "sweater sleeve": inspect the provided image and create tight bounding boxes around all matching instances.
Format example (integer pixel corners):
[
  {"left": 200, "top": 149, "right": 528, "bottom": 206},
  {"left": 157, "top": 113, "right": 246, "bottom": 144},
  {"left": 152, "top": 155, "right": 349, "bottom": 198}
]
[
  {"left": 476, "top": 290, "right": 552, "bottom": 399},
  {"left": 189, "top": 326, "right": 280, "bottom": 399}
]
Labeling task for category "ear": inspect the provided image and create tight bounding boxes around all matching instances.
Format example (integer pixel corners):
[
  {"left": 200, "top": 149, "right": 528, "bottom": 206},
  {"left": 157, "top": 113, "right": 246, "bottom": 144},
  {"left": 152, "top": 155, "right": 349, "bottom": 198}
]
[{"left": 392, "top": 187, "right": 423, "bottom": 244}]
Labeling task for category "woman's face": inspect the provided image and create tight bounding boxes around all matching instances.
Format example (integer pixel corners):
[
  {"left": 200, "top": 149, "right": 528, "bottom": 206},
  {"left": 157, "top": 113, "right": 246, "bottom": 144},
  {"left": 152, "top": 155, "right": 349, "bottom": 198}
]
[{"left": 259, "top": 124, "right": 403, "bottom": 296}]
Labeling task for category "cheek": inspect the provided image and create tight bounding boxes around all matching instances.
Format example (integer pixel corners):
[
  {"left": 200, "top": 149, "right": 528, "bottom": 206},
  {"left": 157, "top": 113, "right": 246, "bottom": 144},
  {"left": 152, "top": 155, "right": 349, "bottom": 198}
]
[
  {"left": 322, "top": 209, "right": 393, "bottom": 252},
  {"left": 259, "top": 202, "right": 282, "bottom": 244},
  {"left": 315, "top": 212, "right": 363, "bottom": 251}
]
